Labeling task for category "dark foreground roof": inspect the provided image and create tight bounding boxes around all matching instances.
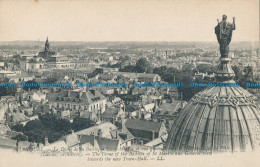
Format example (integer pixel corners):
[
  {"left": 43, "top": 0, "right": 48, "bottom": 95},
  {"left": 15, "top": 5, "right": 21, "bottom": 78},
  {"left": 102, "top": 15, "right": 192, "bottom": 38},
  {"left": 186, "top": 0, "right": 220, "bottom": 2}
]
[{"left": 125, "top": 119, "right": 162, "bottom": 132}]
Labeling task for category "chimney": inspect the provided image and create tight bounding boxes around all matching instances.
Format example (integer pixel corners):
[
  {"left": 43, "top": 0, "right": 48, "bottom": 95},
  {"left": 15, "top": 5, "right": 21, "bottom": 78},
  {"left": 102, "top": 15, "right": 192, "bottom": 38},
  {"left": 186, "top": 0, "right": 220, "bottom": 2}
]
[
  {"left": 152, "top": 130, "right": 155, "bottom": 140},
  {"left": 98, "top": 129, "right": 102, "bottom": 138},
  {"left": 91, "top": 134, "right": 96, "bottom": 148},
  {"left": 115, "top": 130, "right": 118, "bottom": 139},
  {"left": 121, "top": 119, "right": 127, "bottom": 133},
  {"left": 79, "top": 90, "right": 83, "bottom": 98},
  {"left": 68, "top": 90, "right": 71, "bottom": 97},
  {"left": 171, "top": 98, "right": 175, "bottom": 103},
  {"left": 16, "top": 140, "right": 21, "bottom": 152},
  {"left": 112, "top": 117, "right": 115, "bottom": 125},
  {"left": 44, "top": 137, "right": 49, "bottom": 146},
  {"left": 153, "top": 101, "right": 157, "bottom": 113}
]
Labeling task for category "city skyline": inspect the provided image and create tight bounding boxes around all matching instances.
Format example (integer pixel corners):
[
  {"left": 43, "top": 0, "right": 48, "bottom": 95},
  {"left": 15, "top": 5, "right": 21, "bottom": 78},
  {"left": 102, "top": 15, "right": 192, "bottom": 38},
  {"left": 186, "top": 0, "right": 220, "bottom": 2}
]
[{"left": 0, "top": 0, "right": 259, "bottom": 42}]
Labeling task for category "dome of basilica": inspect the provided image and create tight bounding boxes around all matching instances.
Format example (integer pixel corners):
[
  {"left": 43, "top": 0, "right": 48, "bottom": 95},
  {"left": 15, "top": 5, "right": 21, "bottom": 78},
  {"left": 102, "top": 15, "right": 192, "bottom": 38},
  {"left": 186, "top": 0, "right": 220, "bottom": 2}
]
[
  {"left": 165, "top": 16, "right": 260, "bottom": 153},
  {"left": 164, "top": 82, "right": 260, "bottom": 153}
]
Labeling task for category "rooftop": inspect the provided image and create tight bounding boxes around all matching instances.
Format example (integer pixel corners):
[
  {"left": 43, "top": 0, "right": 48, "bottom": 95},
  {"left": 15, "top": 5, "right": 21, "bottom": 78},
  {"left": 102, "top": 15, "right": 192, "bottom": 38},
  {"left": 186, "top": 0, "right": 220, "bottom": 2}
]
[{"left": 125, "top": 119, "right": 162, "bottom": 133}]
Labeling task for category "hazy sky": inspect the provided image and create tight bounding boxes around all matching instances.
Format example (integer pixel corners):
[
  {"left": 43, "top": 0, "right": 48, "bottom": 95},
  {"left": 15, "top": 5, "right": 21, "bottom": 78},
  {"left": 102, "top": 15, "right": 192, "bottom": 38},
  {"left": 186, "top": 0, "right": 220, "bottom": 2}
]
[{"left": 0, "top": 0, "right": 259, "bottom": 41}]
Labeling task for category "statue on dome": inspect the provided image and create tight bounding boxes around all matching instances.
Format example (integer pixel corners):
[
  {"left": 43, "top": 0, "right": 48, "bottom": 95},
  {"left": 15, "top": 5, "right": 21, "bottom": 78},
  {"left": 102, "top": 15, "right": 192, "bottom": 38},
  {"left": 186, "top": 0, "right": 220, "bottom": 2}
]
[{"left": 215, "top": 15, "right": 236, "bottom": 58}]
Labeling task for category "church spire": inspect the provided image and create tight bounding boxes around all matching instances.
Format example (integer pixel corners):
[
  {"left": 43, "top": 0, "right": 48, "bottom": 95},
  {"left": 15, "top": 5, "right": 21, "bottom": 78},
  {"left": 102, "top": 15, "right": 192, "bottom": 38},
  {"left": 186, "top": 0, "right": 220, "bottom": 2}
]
[{"left": 44, "top": 36, "right": 50, "bottom": 52}]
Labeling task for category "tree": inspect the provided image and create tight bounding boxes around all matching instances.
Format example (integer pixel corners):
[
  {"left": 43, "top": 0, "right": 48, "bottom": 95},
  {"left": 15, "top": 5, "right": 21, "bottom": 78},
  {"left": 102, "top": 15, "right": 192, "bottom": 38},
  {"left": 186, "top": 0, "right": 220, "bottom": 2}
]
[
  {"left": 0, "top": 86, "right": 17, "bottom": 97},
  {"left": 22, "top": 119, "right": 46, "bottom": 143},
  {"left": 196, "top": 64, "right": 214, "bottom": 73},
  {"left": 11, "top": 124, "right": 24, "bottom": 132},
  {"left": 12, "top": 134, "right": 28, "bottom": 141},
  {"left": 23, "top": 119, "right": 45, "bottom": 132},
  {"left": 72, "top": 117, "right": 95, "bottom": 132},
  {"left": 39, "top": 114, "right": 71, "bottom": 134},
  {"left": 243, "top": 66, "right": 254, "bottom": 81},
  {"left": 153, "top": 66, "right": 167, "bottom": 76},
  {"left": 22, "top": 81, "right": 40, "bottom": 91},
  {"left": 120, "top": 65, "right": 136, "bottom": 72},
  {"left": 232, "top": 65, "right": 243, "bottom": 82},
  {"left": 240, "top": 66, "right": 254, "bottom": 88},
  {"left": 119, "top": 55, "right": 130, "bottom": 62},
  {"left": 136, "top": 58, "right": 152, "bottom": 73},
  {"left": 56, "top": 119, "right": 71, "bottom": 134}
]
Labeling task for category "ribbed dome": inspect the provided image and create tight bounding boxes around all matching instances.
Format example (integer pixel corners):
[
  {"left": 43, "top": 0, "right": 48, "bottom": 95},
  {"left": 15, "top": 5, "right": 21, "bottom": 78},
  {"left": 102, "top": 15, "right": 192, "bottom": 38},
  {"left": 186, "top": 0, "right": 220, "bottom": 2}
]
[
  {"left": 165, "top": 84, "right": 260, "bottom": 153},
  {"left": 165, "top": 16, "right": 260, "bottom": 153}
]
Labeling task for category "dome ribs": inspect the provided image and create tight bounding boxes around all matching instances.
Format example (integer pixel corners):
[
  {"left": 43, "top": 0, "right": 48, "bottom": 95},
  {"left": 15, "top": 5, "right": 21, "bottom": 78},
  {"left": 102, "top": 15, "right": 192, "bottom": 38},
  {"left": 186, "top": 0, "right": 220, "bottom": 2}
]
[
  {"left": 250, "top": 105, "right": 260, "bottom": 123},
  {"left": 165, "top": 86, "right": 260, "bottom": 153},
  {"left": 203, "top": 106, "right": 217, "bottom": 151},
  {"left": 230, "top": 107, "right": 241, "bottom": 152},
  {"left": 228, "top": 106, "right": 234, "bottom": 153},
  {"left": 165, "top": 102, "right": 197, "bottom": 150},
  {"left": 185, "top": 104, "right": 207, "bottom": 151},
  {"left": 167, "top": 102, "right": 194, "bottom": 149},
  {"left": 249, "top": 106, "right": 260, "bottom": 149},
  {"left": 193, "top": 105, "right": 211, "bottom": 151},
  {"left": 175, "top": 104, "right": 203, "bottom": 152},
  {"left": 229, "top": 86, "right": 242, "bottom": 96},
  {"left": 238, "top": 106, "right": 253, "bottom": 151},
  {"left": 242, "top": 105, "right": 259, "bottom": 150},
  {"left": 213, "top": 106, "right": 232, "bottom": 152}
]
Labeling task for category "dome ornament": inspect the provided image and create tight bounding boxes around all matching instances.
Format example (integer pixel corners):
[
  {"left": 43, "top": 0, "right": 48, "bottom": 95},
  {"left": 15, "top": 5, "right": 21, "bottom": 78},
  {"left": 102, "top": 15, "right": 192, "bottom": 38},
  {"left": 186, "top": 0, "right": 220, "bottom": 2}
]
[
  {"left": 227, "top": 94, "right": 239, "bottom": 108},
  {"left": 208, "top": 95, "right": 218, "bottom": 108}
]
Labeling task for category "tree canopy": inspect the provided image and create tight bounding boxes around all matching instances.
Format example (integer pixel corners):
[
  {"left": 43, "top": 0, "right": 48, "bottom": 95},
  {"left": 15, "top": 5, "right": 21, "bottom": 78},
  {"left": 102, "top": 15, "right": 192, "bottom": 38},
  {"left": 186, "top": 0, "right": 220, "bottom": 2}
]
[{"left": 10, "top": 114, "right": 94, "bottom": 144}]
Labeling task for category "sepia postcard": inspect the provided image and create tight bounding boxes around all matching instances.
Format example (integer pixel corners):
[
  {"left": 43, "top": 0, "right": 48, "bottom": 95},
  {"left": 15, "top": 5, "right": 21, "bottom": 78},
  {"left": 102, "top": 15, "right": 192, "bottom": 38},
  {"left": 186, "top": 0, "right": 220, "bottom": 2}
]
[{"left": 0, "top": 0, "right": 259, "bottom": 167}]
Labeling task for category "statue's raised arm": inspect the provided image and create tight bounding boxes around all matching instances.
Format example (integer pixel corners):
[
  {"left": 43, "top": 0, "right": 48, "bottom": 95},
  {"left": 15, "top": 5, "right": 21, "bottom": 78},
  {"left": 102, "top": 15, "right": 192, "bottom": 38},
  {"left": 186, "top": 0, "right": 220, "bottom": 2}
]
[{"left": 232, "top": 17, "right": 236, "bottom": 30}]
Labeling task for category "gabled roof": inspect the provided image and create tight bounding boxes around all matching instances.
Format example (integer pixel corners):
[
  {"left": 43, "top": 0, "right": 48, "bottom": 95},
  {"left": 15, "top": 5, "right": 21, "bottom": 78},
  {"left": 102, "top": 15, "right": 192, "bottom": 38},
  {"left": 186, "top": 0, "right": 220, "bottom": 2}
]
[
  {"left": 156, "top": 100, "right": 182, "bottom": 115},
  {"left": 47, "top": 89, "right": 106, "bottom": 105},
  {"left": 79, "top": 134, "right": 119, "bottom": 150},
  {"left": 79, "top": 134, "right": 95, "bottom": 146},
  {"left": 99, "top": 74, "right": 116, "bottom": 81},
  {"left": 12, "top": 112, "right": 29, "bottom": 123},
  {"left": 96, "top": 137, "right": 119, "bottom": 150},
  {"left": 80, "top": 111, "right": 97, "bottom": 119},
  {"left": 0, "top": 124, "right": 11, "bottom": 135},
  {"left": 73, "top": 122, "right": 117, "bottom": 139},
  {"left": 114, "top": 72, "right": 159, "bottom": 79},
  {"left": 102, "top": 107, "right": 119, "bottom": 118},
  {"left": 43, "top": 140, "right": 68, "bottom": 151},
  {"left": 65, "top": 133, "right": 79, "bottom": 147},
  {"left": 145, "top": 133, "right": 168, "bottom": 147},
  {"left": 125, "top": 119, "right": 162, "bottom": 133},
  {"left": 143, "top": 103, "right": 154, "bottom": 111},
  {"left": 0, "top": 138, "right": 16, "bottom": 149}
]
